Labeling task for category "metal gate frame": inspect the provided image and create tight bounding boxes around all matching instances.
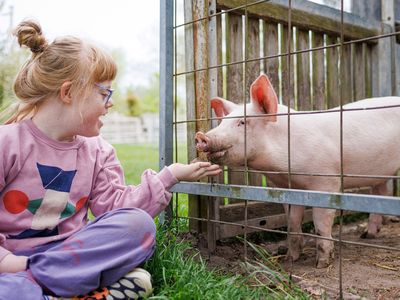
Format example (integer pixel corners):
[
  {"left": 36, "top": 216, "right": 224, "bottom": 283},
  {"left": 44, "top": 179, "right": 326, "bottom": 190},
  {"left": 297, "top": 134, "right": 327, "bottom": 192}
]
[{"left": 160, "top": 0, "right": 400, "bottom": 224}]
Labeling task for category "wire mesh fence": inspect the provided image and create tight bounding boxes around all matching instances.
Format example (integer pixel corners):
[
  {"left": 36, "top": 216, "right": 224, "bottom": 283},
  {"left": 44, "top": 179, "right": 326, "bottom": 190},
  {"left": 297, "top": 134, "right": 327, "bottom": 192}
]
[{"left": 160, "top": 0, "right": 400, "bottom": 297}]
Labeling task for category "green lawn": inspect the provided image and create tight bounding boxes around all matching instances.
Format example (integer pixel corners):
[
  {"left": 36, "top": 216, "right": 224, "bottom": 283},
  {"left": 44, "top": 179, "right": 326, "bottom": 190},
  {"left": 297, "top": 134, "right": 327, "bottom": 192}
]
[
  {"left": 113, "top": 143, "right": 309, "bottom": 299},
  {"left": 113, "top": 143, "right": 189, "bottom": 219}
]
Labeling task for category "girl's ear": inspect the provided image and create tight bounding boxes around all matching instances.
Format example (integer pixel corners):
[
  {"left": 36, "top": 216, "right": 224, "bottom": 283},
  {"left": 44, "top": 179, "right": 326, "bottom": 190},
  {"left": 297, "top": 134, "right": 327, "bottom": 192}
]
[
  {"left": 59, "top": 81, "right": 73, "bottom": 104},
  {"left": 250, "top": 74, "right": 278, "bottom": 122}
]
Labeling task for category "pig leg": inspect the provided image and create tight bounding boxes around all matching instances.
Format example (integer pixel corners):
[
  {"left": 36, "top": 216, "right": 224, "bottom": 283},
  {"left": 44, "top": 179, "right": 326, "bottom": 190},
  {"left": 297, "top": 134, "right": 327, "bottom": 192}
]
[
  {"left": 284, "top": 204, "right": 305, "bottom": 261},
  {"left": 361, "top": 181, "right": 392, "bottom": 239},
  {"left": 313, "top": 207, "right": 336, "bottom": 268}
]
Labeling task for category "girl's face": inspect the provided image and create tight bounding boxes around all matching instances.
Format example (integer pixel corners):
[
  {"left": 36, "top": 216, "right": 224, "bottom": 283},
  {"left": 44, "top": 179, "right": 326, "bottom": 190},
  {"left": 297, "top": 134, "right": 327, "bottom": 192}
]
[{"left": 74, "top": 80, "right": 114, "bottom": 137}]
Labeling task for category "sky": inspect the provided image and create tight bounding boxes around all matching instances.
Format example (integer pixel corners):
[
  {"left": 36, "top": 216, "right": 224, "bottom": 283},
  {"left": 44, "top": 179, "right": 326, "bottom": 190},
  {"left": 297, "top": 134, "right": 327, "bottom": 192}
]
[{"left": 1, "top": 0, "right": 160, "bottom": 87}]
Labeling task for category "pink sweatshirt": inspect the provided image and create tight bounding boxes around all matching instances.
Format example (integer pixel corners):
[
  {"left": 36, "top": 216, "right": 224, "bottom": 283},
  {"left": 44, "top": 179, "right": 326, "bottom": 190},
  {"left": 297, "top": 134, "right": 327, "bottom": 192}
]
[{"left": 0, "top": 119, "right": 178, "bottom": 262}]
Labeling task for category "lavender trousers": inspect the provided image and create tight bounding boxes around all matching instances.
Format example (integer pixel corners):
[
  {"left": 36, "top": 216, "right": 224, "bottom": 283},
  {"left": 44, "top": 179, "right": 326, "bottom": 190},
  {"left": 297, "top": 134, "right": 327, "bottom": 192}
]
[{"left": 0, "top": 208, "right": 156, "bottom": 299}]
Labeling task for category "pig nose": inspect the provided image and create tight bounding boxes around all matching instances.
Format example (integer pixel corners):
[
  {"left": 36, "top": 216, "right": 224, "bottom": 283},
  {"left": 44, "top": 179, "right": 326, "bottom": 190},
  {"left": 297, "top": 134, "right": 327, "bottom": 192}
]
[{"left": 195, "top": 131, "right": 210, "bottom": 152}]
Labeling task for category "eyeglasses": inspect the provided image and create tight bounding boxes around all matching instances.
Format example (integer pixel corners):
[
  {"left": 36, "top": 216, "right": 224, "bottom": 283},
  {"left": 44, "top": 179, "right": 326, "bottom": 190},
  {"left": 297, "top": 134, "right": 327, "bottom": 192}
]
[{"left": 95, "top": 83, "right": 114, "bottom": 106}]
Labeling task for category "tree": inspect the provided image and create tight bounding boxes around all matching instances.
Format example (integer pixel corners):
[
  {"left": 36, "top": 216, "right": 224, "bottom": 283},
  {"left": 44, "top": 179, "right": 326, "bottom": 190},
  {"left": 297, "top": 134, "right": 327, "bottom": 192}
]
[{"left": 125, "top": 89, "right": 141, "bottom": 117}]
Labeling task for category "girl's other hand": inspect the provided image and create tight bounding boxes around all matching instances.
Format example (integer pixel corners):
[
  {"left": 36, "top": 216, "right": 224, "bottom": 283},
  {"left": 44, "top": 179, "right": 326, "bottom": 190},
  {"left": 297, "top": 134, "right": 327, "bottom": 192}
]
[
  {"left": 0, "top": 254, "right": 28, "bottom": 273},
  {"left": 168, "top": 162, "right": 222, "bottom": 182}
]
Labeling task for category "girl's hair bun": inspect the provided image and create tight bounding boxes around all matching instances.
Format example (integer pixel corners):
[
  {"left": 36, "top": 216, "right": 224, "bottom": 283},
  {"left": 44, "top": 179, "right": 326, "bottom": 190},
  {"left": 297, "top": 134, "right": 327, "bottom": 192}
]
[{"left": 13, "top": 20, "right": 48, "bottom": 54}]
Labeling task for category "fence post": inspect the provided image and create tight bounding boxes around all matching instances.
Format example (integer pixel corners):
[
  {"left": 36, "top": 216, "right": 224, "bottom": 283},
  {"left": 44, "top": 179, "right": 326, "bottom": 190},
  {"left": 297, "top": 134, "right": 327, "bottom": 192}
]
[
  {"left": 353, "top": 0, "right": 395, "bottom": 97},
  {"left": 395, "top": 0, "right": 400, "bottom": 95},
  {"left": 159, "top": 0, "right": 174, "bottom": 224}
]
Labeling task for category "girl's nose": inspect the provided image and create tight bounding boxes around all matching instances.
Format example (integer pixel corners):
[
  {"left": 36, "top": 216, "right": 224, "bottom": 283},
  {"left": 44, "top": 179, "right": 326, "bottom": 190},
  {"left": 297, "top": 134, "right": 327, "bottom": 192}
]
[{"left": 106, "top": 98, "right": 114, "bottom": 108}]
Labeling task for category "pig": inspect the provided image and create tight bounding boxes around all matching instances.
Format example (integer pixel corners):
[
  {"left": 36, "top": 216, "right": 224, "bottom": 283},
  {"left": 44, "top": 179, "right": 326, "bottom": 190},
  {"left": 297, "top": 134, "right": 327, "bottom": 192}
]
[{"left": 195, "top": 74, "right": 400, "bottom": 268}]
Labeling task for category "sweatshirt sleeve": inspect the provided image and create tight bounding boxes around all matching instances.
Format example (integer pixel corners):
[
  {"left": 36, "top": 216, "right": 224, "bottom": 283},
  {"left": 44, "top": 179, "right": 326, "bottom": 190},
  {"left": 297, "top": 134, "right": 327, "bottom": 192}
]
[{"left": 89, "top": 147, "right": 179, "bottom": 218}]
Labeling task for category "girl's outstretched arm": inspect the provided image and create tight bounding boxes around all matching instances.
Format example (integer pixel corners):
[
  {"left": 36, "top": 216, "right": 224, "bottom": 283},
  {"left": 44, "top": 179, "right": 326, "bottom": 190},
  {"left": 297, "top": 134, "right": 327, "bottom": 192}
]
[{"left": 168, "top": 162, "right": 221, "bottom": 181}]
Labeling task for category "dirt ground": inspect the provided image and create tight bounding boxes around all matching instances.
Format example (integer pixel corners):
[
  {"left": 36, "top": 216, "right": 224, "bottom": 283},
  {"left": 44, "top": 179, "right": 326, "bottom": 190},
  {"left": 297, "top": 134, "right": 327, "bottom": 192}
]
[{"left": 184, "top": 217, "right": 400, "bottom": 299}]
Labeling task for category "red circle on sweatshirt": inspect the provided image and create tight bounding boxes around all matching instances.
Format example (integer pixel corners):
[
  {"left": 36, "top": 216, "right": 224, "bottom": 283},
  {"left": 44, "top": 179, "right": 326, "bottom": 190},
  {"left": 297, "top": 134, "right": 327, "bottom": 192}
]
[
  {"left": 76, "top": 196, "right": 88, "bottom": 211},
  {"left": 3, "top": 190, "right": 29, "bottom": 214}
]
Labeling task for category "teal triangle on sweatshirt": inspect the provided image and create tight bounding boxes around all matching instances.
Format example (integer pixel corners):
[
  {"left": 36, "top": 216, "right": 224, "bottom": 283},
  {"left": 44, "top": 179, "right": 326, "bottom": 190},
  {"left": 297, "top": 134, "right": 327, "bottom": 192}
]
[{"left": 27, "top": 199, "right": 43, "bottom": 214}]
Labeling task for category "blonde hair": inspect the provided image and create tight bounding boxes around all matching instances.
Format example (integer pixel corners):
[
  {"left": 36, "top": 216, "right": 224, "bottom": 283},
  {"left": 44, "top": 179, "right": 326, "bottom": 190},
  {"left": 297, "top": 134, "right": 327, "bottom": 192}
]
[{"left": 4, "top": 19, "right": 117, "bottom": 124}]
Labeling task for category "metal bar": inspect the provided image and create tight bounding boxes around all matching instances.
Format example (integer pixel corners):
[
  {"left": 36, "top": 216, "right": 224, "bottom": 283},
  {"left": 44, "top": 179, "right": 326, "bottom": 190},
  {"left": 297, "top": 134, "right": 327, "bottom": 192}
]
[
  {"left": 171, "top": 182, "right": 400, "bottom": 216},
  {"left": 159, "top": 0, "right": 174, "bottom": 224}
]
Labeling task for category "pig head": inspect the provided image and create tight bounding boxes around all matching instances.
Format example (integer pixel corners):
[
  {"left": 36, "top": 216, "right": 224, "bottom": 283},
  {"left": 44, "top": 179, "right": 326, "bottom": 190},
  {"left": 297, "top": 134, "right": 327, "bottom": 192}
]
[
  {"left": 195, "top": 75, "right": 280, "bottom": 169},
  {"left": 195, "top": 73, "right": 400, "bottom": 268}
]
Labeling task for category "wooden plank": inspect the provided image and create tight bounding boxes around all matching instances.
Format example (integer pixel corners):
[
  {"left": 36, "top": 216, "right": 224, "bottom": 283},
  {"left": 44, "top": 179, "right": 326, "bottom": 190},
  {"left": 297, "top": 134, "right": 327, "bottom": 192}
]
[
  {"left": 263, "top": 21, "right": 280, "bottom": 100},
  {"left": 353, "top": 43, "right": 366, "bottom": 101},
  {"left": 341, "top": 42, "right": 353, "bottom": 103},
  {"left": 218, "top": 206, "right": 354, "bottom": 239},
  {"left": 365, "top": 44, "right": 373, "bottom": 98},
  {"left": 326, "top": 35, "right": 339, "bottom": 108},
  {"left": 184, "top": 0, "right": 201, "bottom": 232},
  {"left": 226, "top": 13, "right": 243, "bottom": 104},
  {"left": 226, "top": 13, "right": 246, "bottom": 190},
  {"left": 296, "top": 28, "right": 311, "bottom": 111},
  {"left": 245, "top": 17, "right": 260, "bottom": 92},
  {"left": 311, "top": 32, "right": 325, "bottom": 110},
  {"left": 207, "top": 0, "right": 221, "bottom": 252},
  {"left": 281, "top": 25, "right": 295, "bottom": 108},
  {"left": 216, "top": 0, "right": 380, "bottom": 41},
  {"left": 245, "top": 17, "right": 263, "bottom": 187},
  {"left": 192, "top": 0, "right": 211, "bottom": 233}
]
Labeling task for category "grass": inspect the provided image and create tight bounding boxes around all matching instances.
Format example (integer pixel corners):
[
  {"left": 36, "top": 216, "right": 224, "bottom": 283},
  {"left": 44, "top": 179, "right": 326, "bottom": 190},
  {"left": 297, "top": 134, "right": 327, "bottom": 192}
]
[
  {"left": 114, "top": 143, "right": 189, "bottom": 220},
  {"left": 113, "top": 143, "right": 309, "bottom": 299},
  {"left": 144, "top": 227, "right": 309, "bottom": 300}
]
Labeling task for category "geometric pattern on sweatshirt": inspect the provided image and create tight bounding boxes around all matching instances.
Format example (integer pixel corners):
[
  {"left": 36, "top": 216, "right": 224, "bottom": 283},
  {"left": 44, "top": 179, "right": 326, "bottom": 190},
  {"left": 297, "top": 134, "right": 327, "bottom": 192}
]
[{"left": 4, "top": 163, "right": 88, "bottom": 239}]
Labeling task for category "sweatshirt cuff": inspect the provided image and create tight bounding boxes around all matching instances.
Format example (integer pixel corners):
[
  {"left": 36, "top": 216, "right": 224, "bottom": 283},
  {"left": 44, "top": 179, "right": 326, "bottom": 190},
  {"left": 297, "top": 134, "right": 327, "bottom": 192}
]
[
  {"left": 158, "top": 166, "right": 179, "bottom": 191},
  {"left": 0, "top": 246, "right": 11, "bottom": 264}
]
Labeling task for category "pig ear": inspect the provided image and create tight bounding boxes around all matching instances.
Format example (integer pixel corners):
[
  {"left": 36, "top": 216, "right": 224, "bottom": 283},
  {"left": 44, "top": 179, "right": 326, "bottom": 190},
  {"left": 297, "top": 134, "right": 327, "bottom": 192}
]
[
  {"left": 211, "top": 97, "right": 236, "bottom": 118},
  {"left": 250, "top": 74, "right": 278, "bottom": 122}
]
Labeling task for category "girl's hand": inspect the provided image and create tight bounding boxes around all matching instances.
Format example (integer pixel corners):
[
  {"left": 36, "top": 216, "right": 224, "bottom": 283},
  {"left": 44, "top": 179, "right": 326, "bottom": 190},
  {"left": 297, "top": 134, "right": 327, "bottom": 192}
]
[
  {"left": 168, "top": 162, "right": 222, "bottom": 182},
  {"left": 0, "top": 253, "right": 28, "bottom": 273}
]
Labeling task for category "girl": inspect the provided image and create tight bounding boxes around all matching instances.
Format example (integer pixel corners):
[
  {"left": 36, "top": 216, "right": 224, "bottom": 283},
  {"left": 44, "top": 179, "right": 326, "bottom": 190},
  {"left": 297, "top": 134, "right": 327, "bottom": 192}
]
[{"left": 0, "top": 20, "right": 221, "bottom": 299}]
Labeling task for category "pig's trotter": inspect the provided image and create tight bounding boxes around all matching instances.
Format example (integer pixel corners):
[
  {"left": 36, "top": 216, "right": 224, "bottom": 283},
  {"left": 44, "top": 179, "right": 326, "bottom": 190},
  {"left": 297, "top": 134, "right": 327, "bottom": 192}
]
[
  {"left": 315, "top": 239, "right": 334, "bottom": 268},
  {"left": 286, "top": 235, "right": 303, "bottom": 262},
  {"left": 361, "top": 213, "right": 382, "bottom": 239}
]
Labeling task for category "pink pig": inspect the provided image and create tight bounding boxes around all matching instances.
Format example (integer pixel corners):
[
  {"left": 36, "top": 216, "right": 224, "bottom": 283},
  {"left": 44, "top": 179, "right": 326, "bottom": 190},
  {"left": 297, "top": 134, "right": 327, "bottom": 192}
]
[{"left": 195, "top": 74, "right": 400, "bottom": 268}]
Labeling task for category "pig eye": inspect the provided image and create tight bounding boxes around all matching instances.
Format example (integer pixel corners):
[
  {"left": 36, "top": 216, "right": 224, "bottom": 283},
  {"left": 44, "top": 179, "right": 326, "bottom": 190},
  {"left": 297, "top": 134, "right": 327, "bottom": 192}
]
[{"left": 238, "top": 119, "right": 245, "bottom": 126}]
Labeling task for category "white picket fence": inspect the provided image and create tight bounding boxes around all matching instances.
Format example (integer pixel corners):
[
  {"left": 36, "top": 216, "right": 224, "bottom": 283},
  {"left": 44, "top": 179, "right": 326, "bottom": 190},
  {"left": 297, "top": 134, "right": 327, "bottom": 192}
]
[{"left": 100, "top": 112, "right": 186, "bottom": 144}]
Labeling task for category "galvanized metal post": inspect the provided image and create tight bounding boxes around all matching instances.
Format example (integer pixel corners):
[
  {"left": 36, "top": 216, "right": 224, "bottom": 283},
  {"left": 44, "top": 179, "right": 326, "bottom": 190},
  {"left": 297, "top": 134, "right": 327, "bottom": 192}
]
[{"left": 159, "top": 0, "right": 174, "bottom": 224}]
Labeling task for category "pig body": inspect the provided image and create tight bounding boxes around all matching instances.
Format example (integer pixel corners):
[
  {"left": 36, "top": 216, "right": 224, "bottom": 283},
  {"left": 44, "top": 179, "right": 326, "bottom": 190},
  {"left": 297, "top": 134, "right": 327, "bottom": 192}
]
[{"left": 195, "top": 74, "right": 400, "bottom": 268}]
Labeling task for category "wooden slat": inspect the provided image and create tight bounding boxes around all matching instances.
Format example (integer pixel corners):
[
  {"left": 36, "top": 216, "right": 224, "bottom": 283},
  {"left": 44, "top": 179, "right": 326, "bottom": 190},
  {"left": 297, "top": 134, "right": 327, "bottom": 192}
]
[
  {"left": 326, "top": 35, "right": 339, "bottom": 108},
  {"left": 192, "top": 0, "right": 211, "bottom": 233},
  {"left": 218, "top": 205, "right": 354, "bottom": 239},
  {"left": 353, "top": 43, "right": 366, "bottom": 101},
  {"left": 216, "top": 0, "right": 380, "bottom": 41},
  {"left": 245, "top": 18, "right": 260, "bottom": 92},
  {"left": 296, "top": 29, "right": 311, "bottom": 111},
  {"left": 311, "top": 32, "right": 325, "bottom": 110},
  {"left": 226, "top": 13, "right": 246, "bottom": 190},
  {"left": 365, "top": 44, "right": 373, "bottom": 99},
  {"left": 263, "top": 21, "right": 280, "bottom": 100},
  {"left": 207, "top": 0, "right": 222, "bottom": 252},
  {"left": 245, "top": 17, "right": 263, "bottom": 187},
  {"left": 184, "top": 0, "right": 201, "bottom": 232},
  {"left": 341, "top": 42, "right": 353, "bottom": 103},
  {"left": 226, "top": 13, "right": 244, "bottom": 104},
  {"left": 281, "top": 25, "right": 295, "bottom": 108}
]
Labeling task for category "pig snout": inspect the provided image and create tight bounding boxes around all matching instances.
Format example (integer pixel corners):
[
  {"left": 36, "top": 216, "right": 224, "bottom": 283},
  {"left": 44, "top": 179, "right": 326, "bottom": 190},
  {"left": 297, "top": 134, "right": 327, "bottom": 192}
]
[{"left": 195, "top": 131, "right": 210, "bottom": 152}]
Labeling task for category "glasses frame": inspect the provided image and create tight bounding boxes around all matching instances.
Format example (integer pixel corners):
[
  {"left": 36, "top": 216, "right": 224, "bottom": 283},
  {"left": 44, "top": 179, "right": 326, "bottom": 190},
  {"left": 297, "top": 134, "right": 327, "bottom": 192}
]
[{"left": 95, "top": 83, "right": 114, "bottom": 106}]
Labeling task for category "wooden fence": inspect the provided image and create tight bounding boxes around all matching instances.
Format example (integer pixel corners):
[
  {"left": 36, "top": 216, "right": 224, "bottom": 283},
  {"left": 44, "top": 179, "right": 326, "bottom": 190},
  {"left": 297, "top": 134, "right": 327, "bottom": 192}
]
[{"left": 180, "top": 0, "right": 397, "bottom": 249}]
